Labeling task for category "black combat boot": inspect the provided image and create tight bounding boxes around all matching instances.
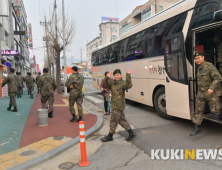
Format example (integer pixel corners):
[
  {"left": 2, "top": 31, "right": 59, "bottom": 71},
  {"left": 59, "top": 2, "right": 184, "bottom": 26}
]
[
  {"left": 7, "top": 106, "right": 11, "bottom": 111},
  {"left": 70, "top": 114, "right": 78, "bottom": 122},
  {"left": 125, "top": 129, "right": 137, "bottom": 141},
  {"left": 77, "top": 116, "right": 83, "bottom": 122},
  {"left": 190, "top": 124, "right": 202, "bottom": 136},
  {"left": 31, "top": 95, "right": 33, "bottom": 99},
  {"left": 101, "top": 133, "right": 113, "bottom": 142},
  {"left": 48, "top": 112, "right": 53, "bottom": 118},
  {"left": 20, "top": 94, "right": 22, "bottom": 98},
  {"left": 11, "top": 106, "right": 18, "bottom": 112},
  {"left": 17, "top": 94, "right": 19, "bottom": 98}
]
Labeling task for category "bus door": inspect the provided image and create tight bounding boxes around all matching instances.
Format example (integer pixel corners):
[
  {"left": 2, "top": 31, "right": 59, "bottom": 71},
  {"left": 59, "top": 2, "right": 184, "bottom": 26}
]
[
  {"left": 192, "top": 21, "right": 222, "bottom": 121},
  {"left": 164, "top": 33, "right": 191, "bottom": 119}
]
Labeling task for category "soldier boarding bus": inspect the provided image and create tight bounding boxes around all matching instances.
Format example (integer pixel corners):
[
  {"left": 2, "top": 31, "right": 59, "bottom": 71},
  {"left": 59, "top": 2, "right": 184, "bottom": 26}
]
[{"left": 91, "top": 0, "right": 222, "bottom": 123}]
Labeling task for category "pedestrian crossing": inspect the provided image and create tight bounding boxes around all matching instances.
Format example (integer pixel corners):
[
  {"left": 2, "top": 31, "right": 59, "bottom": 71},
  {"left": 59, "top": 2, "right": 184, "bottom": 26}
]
[{"left": 85, "top": 96, "right": 103, "bottom": 103}]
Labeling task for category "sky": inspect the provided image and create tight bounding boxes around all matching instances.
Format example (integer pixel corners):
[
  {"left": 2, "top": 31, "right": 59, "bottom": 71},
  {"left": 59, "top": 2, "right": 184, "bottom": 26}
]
[{"left": 23, "top": 0, "right": 149, "bottom": 70}]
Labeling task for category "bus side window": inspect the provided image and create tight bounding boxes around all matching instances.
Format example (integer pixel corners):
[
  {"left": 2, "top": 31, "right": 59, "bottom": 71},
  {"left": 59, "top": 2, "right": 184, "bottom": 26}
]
[
  {"left": 109, "top": 44, "right": 118, "bottom": 64},
  {"left": 165, "top": 35, "right": 185, "bottom": 82}
]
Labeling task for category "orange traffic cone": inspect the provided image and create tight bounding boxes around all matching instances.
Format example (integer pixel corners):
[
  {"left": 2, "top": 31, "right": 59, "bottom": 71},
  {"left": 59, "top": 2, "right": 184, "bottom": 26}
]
[{"left": 78, "top": 121, "right": 90, "bottom": 167}]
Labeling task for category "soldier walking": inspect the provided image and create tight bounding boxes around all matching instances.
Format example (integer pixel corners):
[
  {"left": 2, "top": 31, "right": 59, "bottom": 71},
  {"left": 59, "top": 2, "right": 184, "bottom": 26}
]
[
  {"left": 65, "top": 66, "right": 84, "bottom": 122},
  {"left": 190, "top": 52, "right": 222, "bottom": 136},
  {"left": 26, "top": 72, "right": 35, "bottom": 99},
  {"left": 1, "top": 68, "right": 18, "bottom": 112},
  {"left": 37, "top": 68, "right": 57, "bottom": 118},
  {"left": 16, "top": 72, "right": 23, "bottom": 98},
  {"left": 24, "top": 72, "right": 30, "bottom": 95},
  {"left": 101, "top": 69, "right": 136, "bottom": 142},
  {"left": 36, "top": 72, "right": 41, "bottom": 93}
]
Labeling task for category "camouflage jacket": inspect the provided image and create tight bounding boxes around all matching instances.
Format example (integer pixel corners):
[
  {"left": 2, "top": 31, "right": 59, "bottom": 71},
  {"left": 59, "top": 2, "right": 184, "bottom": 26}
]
[
  {"left": 26, "top": 76, "right": 35, "bottom": 88},
  {"left": 17, "top": 75, "right": 23, "bottom": 88},
  {"left": 36, "top": 75, "right": 41, "bottom": 84},
  {"left": 197, "top": 61, "right": 222, "bottom": 98},
  {"left": 65, "top": 73, "right": 84, "bottom": 96},
  {"left": 2, "top": 73, "right": 17, "bottom": 93},
  {"left": 104, "top": 73, "right": 133, "bottom": 110},
  {"left": 37, "top": 74, "right": 57, "bottom": 96}
]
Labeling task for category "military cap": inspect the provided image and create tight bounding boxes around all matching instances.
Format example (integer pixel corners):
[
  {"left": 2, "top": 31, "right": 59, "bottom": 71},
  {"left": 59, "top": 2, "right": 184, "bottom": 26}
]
[
  {"left": 113, "top": 69, "right": 121, "bottom": 75},
  {"left": 194, "top": 52, "right": 204, "bottom": 58}
]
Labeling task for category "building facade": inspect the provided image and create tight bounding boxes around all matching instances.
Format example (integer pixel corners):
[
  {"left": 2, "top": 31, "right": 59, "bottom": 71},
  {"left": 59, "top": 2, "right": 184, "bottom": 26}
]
[
  {"left": 86, "top": 21, "right": 119, "bottom": 69},
  {"left": 0, "top": 0, "right": 30, "bottom": 79},
  {"left": 119, "top": 0, "right": 180, "bottom": 37}
]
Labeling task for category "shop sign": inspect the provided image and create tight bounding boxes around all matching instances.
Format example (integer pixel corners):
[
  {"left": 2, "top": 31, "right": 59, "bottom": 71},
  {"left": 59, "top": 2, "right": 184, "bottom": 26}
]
[
  {"left": 1, "top": 50, "right": 19, "bottom": 55},
  {"left": 0, "top": 65, "right": 7, "bottom": 71},
  {"left": 3, "top": 56, "right": 14, "bottom": 61},
  {"left": 102, "top": 17, "right": 119, "bottom": 22}
]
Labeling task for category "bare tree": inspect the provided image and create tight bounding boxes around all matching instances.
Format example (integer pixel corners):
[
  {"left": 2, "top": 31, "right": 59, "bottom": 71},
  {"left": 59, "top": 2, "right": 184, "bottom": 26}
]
[{"left": 47, "top": 1, "right": 76, "bottom": 94}]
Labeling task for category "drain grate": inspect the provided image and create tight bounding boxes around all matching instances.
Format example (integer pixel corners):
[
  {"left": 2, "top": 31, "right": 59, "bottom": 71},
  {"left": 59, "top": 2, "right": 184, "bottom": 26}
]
[
  {"left": 20, "top": 150, "right": 35, "bottom": 156},
  {"left": 59, "top": 162, "right": 75, "bottom": 169},
  {"left": 53, "top": 136, "right": 64, "bottom": 140}
]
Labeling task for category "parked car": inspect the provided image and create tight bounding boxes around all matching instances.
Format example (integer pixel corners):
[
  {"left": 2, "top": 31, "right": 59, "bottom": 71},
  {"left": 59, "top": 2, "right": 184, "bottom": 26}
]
[{"left": 88, "top": 75, "right": 92, "bottom": 79}]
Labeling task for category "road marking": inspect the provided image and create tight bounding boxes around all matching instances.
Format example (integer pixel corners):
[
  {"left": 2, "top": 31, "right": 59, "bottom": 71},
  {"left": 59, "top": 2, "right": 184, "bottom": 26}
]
[
  {"left": 84, "top": 91, "right": 100, "bottom": 94},
  {"left": 97, "top": 95, "right": 103, "bottom": 98},
  {"left": 85, "top": 96, "right": 103, "bottom": 103}
]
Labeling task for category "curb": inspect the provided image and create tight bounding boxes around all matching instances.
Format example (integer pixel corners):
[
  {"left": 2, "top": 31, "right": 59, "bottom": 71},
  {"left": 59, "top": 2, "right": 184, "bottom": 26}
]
[{"left": 9, "top": 104, "right": 103, "bottom": 170}]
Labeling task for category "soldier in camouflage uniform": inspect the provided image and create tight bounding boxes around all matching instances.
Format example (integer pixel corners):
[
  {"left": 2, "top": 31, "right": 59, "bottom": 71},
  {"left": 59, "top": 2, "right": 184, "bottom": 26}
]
[
  {"left": 36, "top": 72, "right": 41, "bottom": 93},
  {"left": 24, "top": 72, "right": 30, "bottom": 95},
  {"left": 2, "top": 68, "right": 18, "bottom": 112},
  {"left": 16, "top": 72, "right": 23, "bottom": 98},
  {"left": 26, "top": 72, "right": 35, "bottom": 99},
  {"left": 37, "top": 68, "right": 57, "bottom": 118},
  {"left": 191, "top": 52, "right": 222, "bottom": 136},
  {"left": 101, "top": 69, "right": 136, "bottom": 142},
  {"left": 65, "top": 66, "right": 84, "bottom": 122}
]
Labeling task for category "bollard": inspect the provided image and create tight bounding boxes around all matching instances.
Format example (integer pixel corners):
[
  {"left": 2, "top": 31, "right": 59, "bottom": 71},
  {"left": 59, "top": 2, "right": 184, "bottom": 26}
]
[
  {"left": 37, "top": 109, "right": 48, "bottom": 126},
  {"left": 78, "top": 121, "right": 90, "bottom": 167}
]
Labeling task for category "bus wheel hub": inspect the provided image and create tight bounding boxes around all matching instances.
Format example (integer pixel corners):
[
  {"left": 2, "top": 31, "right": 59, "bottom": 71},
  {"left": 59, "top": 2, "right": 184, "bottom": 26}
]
[{"left": 158, "top": 94, "right": 166, "bottom": 113}]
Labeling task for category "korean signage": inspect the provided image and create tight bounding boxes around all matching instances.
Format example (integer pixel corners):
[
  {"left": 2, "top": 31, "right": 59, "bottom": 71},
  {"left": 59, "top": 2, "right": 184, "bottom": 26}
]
[
  {"left": 0, "top": 0, "right": 9, "bottom": 17},
  {"left": 102, "top": 17, "right": 119, "bottom": 22},
  {"left": 12, "top": 0, "right": 21, "bottom": 7},
  {"left": 37, "top": 64, "right": 40, "bottom": 72},
  {"left": 28, "top": 23, "right": 33, "bottom": 48},
  {"left": 1, "top": 50, "right": 19, "bottom": 55},
  {"left": 151, "top": 4, "right": 156, "bottom": 16},
  {"left": 31, "top": 55, "right": 36, "bottom": 68}
]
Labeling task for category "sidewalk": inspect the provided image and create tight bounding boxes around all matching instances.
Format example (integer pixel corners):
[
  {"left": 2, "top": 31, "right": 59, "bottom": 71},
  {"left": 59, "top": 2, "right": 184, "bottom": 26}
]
[{"left": 0, "top": 87, "right": 100, "bottom": 170}]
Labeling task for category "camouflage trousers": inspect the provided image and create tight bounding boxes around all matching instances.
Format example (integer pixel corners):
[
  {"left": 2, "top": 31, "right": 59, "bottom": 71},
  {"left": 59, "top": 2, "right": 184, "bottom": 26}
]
[
  {"left": 41, "top": 95, "right": 54, "bottom": 112},
  {"left": 109, "top": 110, "right": 131, "bottom": 134},
  {"left": 17, "top": 86, "right": 23, "bottom": 95},
  {"left": 27, "top": 86, "right": 34, "bottom": 95},
  {"left": 192, "top": 93, "right": 221, "bottom": 125},
  {"left": 9, "top": 92, "right": 17, "bottom": 107},
  {"left": 69, "top": 93, "right": 83, "bottom": 116}
]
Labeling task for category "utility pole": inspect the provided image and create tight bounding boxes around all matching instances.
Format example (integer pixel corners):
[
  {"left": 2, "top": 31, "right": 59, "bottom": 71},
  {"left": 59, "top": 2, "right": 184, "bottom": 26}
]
[
  {"left": 79, "top": 48, "right": 84, "bottom": 74},
  {"left": 62, "top": 0, "right": 68, "bottom": 96},
  {"left": 40, "top": 17, "right": 51, "bottom": 75}
]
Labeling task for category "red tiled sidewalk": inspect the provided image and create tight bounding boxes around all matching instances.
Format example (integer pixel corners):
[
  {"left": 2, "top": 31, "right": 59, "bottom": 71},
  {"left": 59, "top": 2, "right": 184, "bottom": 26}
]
[{"left": 19, "top": 93, "right": 97, "bottom": 148}]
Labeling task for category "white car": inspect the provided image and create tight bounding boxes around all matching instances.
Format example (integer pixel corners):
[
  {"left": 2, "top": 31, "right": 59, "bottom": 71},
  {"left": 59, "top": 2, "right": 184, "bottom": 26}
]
[{"left": 84, "top": 75, "right": 89, "bottom": 79}]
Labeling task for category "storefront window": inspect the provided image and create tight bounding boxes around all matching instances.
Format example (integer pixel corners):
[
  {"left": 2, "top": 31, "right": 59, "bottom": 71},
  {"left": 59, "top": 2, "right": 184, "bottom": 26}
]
[{"left": 142, "top": 10, "right": 151, "bottom": 21}]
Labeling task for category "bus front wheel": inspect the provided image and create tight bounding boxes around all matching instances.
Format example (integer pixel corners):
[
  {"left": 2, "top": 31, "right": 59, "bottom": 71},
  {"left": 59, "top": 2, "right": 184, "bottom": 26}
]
[{"left": 154, "top": 87, "right": 174, "bottom": 120}]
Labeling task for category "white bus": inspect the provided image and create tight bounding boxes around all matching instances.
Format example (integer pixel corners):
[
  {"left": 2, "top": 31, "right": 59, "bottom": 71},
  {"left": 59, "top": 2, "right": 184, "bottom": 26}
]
[{"left": 91, "top": 0, "right": 222, "bottom": 123}]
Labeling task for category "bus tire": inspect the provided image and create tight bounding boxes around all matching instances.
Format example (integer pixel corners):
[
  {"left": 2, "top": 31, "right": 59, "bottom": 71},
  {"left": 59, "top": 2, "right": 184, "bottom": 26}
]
[{"left": 154, "top": 87, "right": 174, "bottom": 120}]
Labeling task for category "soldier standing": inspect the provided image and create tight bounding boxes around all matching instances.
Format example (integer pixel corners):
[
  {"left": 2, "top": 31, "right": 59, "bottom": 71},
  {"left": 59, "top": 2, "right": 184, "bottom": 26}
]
[
  {"left": 190, "top": 52, "right": 222, "bottom": 136},
  {"left": 17, "top": 72, "right": 23, "bottom": 98},
  {"left": 65, "top": 66, "right": 84, "bottom": 122},
  {"left": 37, "top": 68, "right": 57, "bottom": 118},
  {"left": 36, "top": 72, "right": 41, "bottom": 93},
  {"left": 101, "top": 69, "right": 136, "bottom": 142},
  {"left": 2, "top": 68, "right": 18, "bottom": 112},
  {"left": 26, "top": 72, "right": 35, "bottom": 99}
]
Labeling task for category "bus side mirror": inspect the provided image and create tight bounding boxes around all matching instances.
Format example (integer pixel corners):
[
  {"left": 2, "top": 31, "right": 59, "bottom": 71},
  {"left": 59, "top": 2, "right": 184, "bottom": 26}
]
[{"left": 213, "top": 9, "right": 222, "bottom": 21}]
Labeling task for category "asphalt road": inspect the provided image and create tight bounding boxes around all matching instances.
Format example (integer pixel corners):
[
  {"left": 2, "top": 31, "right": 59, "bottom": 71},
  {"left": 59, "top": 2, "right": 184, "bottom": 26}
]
[{"left": 83, "top": 79, "right": 222, "bottom": 167}]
